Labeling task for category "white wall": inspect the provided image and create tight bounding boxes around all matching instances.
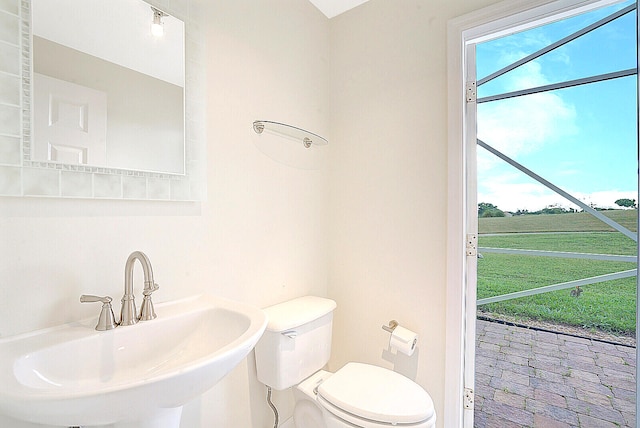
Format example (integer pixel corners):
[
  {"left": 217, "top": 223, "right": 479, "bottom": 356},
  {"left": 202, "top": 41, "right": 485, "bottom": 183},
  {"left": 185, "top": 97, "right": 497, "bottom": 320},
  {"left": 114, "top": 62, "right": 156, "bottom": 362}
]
[
  {"left": 327, "top": 0, "right": 501, "bottom": 426},
  {"left": 32, "top": 0, "right": 185, "bottom": 86},
  {"left": 34, "top": 37, "right": 185, "bottom": 173},
  {"left": 0, "top": 0, "right": 328, "bottom": 426},
  {"left": 0, "top": 0, "right": 522, "bottom": 426}
]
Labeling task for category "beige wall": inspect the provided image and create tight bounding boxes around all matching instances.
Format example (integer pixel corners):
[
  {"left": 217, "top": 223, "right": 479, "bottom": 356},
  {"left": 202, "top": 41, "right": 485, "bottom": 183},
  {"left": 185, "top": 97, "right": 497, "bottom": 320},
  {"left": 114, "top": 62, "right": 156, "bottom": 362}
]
[
  {"left": 0, "top": 0, "right": 328, "bottom": 426},
  {"left": 328, "top": 0, "right": 501, "bottom": 426},
  {"left": 0, "top": 0, "right": 507, "bottom": 427}
]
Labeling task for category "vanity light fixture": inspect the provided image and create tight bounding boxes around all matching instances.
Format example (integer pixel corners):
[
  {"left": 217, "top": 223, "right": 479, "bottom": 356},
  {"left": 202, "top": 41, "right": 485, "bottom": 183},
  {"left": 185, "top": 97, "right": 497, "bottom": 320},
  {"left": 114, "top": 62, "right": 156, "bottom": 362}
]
[
  {"left": 150, "top": 7, "right": 168, "bottom": 37},
  {"left": 253, "top": 120, "right": 328, "bottom": 149}
]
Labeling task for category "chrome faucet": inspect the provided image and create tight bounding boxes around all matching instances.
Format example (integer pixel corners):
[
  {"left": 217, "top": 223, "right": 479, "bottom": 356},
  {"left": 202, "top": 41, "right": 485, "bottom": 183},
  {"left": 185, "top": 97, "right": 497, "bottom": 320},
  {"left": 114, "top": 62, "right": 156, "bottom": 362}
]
[
  {"left": 120, "top": 251, "right": 159, "bottom": 326},
  {"left": 80, "top": 295, "right": 118, "bottom": 331}
]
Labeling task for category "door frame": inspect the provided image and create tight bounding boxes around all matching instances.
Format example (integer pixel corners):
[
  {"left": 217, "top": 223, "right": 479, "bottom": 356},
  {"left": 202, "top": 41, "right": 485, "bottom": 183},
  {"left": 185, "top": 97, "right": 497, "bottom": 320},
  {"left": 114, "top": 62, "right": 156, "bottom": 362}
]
[{"left": 444, "top": 0, "right": 632, "bottom": 426}]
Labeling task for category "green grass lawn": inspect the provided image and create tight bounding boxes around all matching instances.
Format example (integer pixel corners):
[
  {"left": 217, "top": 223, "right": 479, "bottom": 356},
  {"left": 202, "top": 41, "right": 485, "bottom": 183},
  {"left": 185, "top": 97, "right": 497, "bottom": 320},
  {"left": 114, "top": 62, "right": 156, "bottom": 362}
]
[
  {"left": 477, "top": 211, "right": 638, "bottom": 335},
  {"left": 480, "top": 232, "right": 637, "bottom": 255},
  {"left": 480, "top": 209, "right": 637, "bottom": 234}
]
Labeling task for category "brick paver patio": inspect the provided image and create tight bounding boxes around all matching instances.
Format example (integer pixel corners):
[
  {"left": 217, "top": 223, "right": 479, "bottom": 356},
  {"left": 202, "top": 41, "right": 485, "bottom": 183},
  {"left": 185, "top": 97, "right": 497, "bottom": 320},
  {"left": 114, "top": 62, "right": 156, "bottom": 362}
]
[{"left": 474, "top": 319, "right": 636, "bottom": 428}]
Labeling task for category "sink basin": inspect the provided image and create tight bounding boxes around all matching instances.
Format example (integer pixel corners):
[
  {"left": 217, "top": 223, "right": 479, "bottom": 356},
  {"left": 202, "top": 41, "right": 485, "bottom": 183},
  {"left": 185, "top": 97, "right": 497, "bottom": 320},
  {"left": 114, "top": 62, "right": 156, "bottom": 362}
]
[{"left": 0, "top": 294, "right": 267, "bottom": 427}]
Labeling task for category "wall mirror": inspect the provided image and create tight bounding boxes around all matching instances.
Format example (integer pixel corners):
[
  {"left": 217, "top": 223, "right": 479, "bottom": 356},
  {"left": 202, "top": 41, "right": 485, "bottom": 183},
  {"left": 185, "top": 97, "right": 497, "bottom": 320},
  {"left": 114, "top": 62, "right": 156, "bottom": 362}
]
[{"left": 0, "top": 0, "right": 204, "bottom": 200}]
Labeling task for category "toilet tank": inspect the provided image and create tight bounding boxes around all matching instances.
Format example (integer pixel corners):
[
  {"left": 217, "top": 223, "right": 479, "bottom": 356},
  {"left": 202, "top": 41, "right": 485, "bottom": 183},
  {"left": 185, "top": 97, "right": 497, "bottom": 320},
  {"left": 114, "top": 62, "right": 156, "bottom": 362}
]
[{"left": 254, "top": 296, "right": 337, "bottom": 390}]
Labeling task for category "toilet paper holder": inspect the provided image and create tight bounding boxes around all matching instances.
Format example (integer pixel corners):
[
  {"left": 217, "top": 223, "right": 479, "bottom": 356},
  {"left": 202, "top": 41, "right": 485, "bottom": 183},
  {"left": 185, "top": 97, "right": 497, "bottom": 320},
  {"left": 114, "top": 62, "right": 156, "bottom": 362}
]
[
  {"left": 383, "top": 320, "right": 418, "bottom": 356},
  {"left": 381, "top": 319, "right": 399, "bottom": 333}
]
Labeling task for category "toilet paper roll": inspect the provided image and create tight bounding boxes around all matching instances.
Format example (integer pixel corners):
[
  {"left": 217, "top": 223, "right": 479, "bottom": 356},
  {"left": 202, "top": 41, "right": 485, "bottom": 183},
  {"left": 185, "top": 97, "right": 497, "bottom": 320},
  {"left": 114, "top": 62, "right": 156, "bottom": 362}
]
[{"left": 389, "top": 325, "right": 418, "bottom": 356}]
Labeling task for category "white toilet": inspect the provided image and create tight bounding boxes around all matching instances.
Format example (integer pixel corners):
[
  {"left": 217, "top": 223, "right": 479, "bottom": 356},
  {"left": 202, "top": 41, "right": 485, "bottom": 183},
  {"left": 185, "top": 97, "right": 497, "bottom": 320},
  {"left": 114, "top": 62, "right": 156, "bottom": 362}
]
[{"left": 254, "top": 296, "right": 436, "bottom": 428}]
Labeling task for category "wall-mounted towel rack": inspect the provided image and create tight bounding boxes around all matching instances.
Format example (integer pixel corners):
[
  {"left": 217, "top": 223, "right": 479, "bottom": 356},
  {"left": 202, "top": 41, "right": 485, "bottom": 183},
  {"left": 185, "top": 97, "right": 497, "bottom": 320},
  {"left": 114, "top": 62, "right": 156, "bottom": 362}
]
[{"left": 253, "top": 120, "right": 328, "bottom": 148}]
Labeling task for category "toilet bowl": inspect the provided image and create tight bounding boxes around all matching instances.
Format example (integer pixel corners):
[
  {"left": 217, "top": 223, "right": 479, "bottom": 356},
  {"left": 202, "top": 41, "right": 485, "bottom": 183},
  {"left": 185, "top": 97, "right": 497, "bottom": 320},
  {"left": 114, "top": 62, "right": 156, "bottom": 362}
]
[
  {"left": 295, "top": 365, "right": 436, "bottom": 428},
  {"left": 254, "top": 296, "right": 436, "bottom": 428}
]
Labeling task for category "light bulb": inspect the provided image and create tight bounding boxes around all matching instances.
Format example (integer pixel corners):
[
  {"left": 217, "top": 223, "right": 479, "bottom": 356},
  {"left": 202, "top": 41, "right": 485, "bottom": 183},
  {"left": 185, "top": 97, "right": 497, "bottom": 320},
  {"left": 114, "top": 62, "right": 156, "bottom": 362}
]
[
  {"left": 150, "top": 7, "right": 166, "bottom": 37},
  {"left": 151, "top": 21, "right": 164, "bottom": 37}
]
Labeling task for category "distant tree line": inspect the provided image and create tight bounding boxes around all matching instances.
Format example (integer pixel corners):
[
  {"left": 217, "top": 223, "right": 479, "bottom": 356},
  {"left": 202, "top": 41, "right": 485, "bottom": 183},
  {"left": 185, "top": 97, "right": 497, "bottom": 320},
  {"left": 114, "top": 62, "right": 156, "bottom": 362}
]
[
  {"left": 478, "top": 202, "right": 505, "bottom": 218},
  {"left": 479, "top": 199, "right": 637, "bottom": 218},
  {"left": 513, "top": 206, "right": 578, "bottom": 216},
  {"left": 615, "top": 198, "right": 636, "bottom": 209}
]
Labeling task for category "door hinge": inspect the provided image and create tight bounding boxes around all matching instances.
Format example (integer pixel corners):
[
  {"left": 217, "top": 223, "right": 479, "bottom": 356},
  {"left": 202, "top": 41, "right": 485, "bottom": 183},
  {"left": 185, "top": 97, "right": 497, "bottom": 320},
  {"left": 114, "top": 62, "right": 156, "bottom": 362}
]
[
  {"left": 464, "top": 387, "right": 474, "bottom": 409},
  {"left": 466, "top": 81, "right": 477, "bottom": 103},
  {"left": 466, "top": 233, "right": 477, "bottom": 256}
]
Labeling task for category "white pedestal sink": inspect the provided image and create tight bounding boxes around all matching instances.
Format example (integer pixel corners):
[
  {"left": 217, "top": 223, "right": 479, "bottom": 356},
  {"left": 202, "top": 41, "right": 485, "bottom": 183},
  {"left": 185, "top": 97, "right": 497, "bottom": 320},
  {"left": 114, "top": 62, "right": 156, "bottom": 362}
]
[{"left": 0, "top": 294, "right": 267, "bottom": 427}]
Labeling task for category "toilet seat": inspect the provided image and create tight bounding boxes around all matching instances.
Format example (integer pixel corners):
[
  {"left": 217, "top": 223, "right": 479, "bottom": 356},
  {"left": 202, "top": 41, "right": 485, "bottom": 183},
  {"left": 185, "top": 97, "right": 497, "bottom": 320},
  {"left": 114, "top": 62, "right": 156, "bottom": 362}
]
[{"left": 316, "top": 363, "right": 435, "bottom": 427}]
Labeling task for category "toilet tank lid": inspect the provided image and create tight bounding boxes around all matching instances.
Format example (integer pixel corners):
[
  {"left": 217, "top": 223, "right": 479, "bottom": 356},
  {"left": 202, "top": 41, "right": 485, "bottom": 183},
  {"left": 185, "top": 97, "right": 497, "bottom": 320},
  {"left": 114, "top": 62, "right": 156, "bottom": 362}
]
[{"left": 263, "top": 296, "right": 336, "bottom": 332}]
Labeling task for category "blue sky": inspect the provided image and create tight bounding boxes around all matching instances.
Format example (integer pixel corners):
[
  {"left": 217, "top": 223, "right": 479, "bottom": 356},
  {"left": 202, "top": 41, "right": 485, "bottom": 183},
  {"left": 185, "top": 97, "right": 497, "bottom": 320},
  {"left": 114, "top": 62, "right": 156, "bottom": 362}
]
[{"left": 476, "top": 0, "right": 637, "bottom": 212}]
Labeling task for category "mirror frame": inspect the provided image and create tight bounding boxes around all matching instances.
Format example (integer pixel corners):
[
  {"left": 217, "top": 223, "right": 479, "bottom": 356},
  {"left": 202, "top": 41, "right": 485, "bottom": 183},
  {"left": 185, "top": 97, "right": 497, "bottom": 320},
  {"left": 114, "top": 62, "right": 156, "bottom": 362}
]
[{"left": 11, "top": 0, "right": 205, "bottom": 201}]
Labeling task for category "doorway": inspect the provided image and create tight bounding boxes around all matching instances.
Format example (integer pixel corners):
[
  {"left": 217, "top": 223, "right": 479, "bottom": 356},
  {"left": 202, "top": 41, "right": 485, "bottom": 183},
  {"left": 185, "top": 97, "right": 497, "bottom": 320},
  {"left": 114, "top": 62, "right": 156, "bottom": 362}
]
[{"left": 445, "top": 0, "right": 639, "bottom": 427}]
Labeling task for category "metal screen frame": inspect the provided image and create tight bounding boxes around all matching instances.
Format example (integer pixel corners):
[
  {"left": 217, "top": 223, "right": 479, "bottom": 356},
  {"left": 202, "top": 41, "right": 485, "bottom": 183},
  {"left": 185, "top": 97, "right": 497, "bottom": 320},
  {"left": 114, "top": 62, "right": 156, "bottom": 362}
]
[{"left": 476, "top": 2, "right": 638, "bottom": 308}]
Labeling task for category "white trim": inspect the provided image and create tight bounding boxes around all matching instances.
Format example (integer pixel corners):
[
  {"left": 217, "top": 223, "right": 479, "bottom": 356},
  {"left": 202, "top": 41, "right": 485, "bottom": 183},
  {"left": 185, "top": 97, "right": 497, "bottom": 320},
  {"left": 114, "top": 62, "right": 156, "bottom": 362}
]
[
  {"left": 444, "top": 0, "right": 626, "bottom": 426},
  {"left": 636, "top": 0, "right": 640, "bottom": 420},
  {"left": 452, "top": 0, "right": 625, "bottom": 45},
  {"left": 461, "top": 41, "right": 479, "bottom": 428}
]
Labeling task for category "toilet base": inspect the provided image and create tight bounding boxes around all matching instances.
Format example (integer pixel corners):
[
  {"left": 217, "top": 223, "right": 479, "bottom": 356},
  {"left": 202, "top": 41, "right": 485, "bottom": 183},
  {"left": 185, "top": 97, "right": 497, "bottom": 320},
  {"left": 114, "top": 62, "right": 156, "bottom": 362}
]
[
  {"left": 293, "top": 370, "right": 332, "bottom": 428},
  {"left": 279, "top": 417, "right": 295, "bottom": 428},
  {"left": 294, "top": 399, "right": 326, "bottom": 428},
  {"left": 320, "top": 402, "right": 436, "bottom": 428}
]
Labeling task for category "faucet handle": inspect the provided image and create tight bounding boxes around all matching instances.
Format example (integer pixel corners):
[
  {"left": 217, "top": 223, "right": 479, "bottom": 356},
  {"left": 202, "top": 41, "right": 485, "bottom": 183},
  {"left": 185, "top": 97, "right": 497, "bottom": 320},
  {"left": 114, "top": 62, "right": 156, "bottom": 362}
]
[
  {"left": 80, "top": 294, "right": 112, "bottom": 304},
  {"left": 143, "top": 282, "right": 159, "bottom": 296},
  {"left": 80, "top": 295, "right": 118, "bottom": 331},
  {"left": 139, "top": 283, "right": 159, "bottom": 321}
]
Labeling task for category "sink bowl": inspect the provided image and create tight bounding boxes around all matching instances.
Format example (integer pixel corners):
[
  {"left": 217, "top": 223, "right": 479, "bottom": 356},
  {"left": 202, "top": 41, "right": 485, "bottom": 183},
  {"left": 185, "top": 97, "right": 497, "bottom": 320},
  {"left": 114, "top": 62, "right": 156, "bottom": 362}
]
[{"left": 0, "top": 294, "right": 267, "bottom": 427}]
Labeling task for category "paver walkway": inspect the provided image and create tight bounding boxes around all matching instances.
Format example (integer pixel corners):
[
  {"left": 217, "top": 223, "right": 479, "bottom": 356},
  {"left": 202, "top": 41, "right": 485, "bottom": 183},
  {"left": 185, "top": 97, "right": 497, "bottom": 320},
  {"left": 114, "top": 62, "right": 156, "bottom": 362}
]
[{"left": 474, "top": 319, "right": 636, "bottom": 428}]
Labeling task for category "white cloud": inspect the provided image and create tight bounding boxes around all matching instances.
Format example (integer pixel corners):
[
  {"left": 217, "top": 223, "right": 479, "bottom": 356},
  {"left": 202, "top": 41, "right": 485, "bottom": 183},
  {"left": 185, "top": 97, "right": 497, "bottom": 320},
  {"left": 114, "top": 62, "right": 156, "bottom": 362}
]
[
  {"left": 478, "top": 172, "right": 636, "bottom": 212},
  {"left": 574, "top": 190, "right": 638, "bottom": 209},
  {"left": 478, "top": 55, "right": 578, "bottom": 165},
  {"left": 477, "top": 55, "right": 583, "bottom": 211},
  {"left": 478, "top": 172, "right": 560, "bottom": 212},
  {"left": 476, "top": 28, "right": 635, "bottom": 214}
]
